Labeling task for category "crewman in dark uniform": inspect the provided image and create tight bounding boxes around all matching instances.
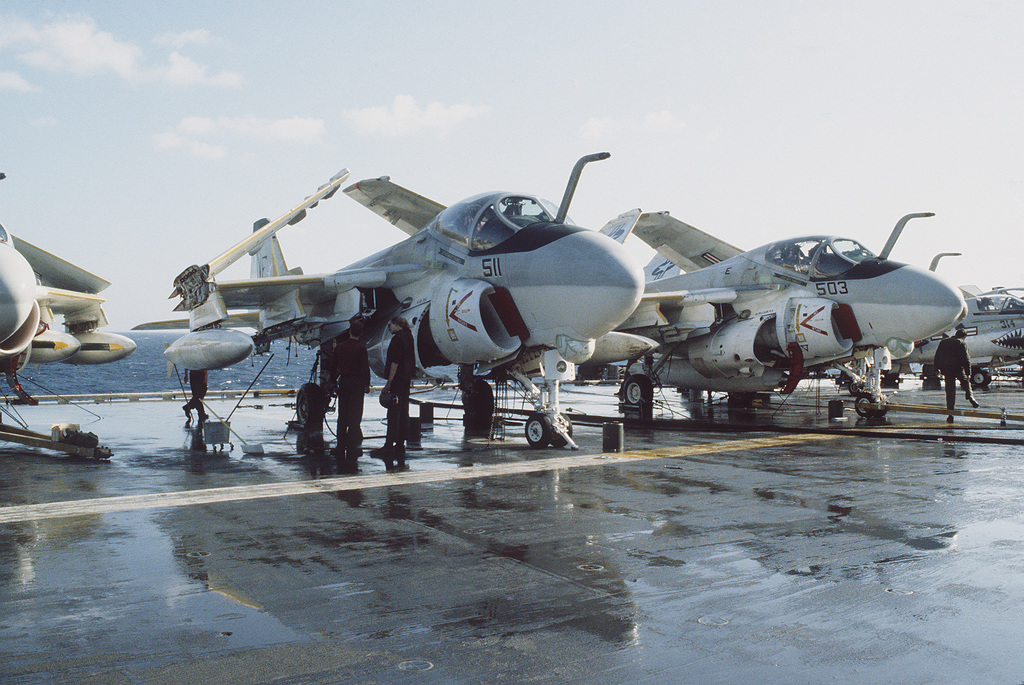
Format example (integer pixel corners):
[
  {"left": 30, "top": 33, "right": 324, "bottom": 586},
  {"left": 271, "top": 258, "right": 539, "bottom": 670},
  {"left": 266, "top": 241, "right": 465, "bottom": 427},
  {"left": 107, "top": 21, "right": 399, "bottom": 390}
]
[
  {"left": 373, "top": 316, "right": 415, "bottom": 470},
  {"left": 332, "top": 320, "right": 370, "bottom": 470},
  {"left": 183, "top": 369, "right": 208, "bottom": 425},
  {"left": 933, "top": 327, "right": 980, "bottom": 422}
]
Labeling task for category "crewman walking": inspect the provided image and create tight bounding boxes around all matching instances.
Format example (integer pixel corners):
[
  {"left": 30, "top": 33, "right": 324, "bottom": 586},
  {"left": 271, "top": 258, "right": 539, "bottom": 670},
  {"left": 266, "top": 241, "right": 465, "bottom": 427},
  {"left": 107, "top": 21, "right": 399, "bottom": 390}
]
[
  {"left": 933, "top": 327, "right": 980, "bottom": 423},
  {"left": 183, "top": 369, "right": 208, "bottom": 425}
]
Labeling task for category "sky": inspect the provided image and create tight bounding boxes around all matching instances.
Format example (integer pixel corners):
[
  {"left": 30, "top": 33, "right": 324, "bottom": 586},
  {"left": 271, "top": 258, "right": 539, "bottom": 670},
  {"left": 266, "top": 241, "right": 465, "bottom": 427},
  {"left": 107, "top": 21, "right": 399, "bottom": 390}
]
[{"left": 2, "top": 1, "right": 1024, "bottom": 331}]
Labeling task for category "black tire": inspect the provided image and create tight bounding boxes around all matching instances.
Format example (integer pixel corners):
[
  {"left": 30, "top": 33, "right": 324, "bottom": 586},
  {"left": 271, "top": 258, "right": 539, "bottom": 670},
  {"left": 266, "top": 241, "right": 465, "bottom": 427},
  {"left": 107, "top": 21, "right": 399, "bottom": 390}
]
[
  {"left": 297, "top": 382, "right": 326, "bottom": 426},
  {"left": 525, "top": 413, "right": 553, "bottom": 448},
  {"left": 854, "top": 392, "right": 888, "bottom": 419},
  {"left": 970, "top": 367, "right": 991, "bottom": 389}
]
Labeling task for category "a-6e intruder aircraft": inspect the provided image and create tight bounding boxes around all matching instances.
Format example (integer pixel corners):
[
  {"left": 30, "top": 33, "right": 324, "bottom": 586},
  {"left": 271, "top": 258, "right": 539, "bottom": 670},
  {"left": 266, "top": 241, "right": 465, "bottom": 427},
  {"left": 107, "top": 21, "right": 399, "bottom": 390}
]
[
  {"left": 891, "top": 286, "right": 1024, "bottom": 388},
  {"left": 139, "top": 155, "right": 647, "bottom": 447},
  {"left": 613, "top": 211, "right": 967, "bottom": 419},
  {"left": 0, "top": 217, "right": 136, "bottom": 404}
]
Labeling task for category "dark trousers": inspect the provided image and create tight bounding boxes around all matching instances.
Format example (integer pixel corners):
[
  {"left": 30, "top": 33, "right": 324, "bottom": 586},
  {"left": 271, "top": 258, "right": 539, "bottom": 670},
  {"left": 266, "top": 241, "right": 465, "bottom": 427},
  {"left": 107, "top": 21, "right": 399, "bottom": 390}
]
[
  {"left": 941, "top": 368, "right": 973, "bottom": 410},
  {"left": 335, "top": 378, "right": 365, "bottom": 461},
  {"left": 385, "top": 386, "right": 410, "bottom": 453},
  {"left": 184, "top": 395, "right": 207, "bottom": 419}
]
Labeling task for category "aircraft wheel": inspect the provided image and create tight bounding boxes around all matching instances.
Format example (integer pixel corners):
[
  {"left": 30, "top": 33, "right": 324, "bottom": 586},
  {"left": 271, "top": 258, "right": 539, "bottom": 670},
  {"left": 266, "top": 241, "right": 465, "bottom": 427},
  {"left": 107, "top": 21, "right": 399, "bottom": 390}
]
[
  {"left": 621, "top": 374, "right": 653, "bottom": 405},
  {"left": 525, "top": 413, "right": 553, "bottom": 448},
  {"left": 854, "top": 393, "right": 887, "bottom": 419},
  {"left": 549, "top": 413, "right": 573, "bottom": 448},
  {"left": 847, "top": 379, "right": 867, "bottom": 396},
  {"left": 970, "top": 367, "right": 992, "bottom": 389},
  {"left": 297, "top": 382, "right": 326, "bottom": 426}
]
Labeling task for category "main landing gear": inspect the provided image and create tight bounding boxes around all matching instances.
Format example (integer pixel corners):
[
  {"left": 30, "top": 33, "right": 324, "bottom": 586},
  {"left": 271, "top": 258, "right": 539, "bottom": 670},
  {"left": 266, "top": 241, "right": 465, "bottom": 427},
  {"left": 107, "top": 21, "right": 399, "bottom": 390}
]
[{"left": 618, "top": 373, "right": 654, "bottom": 420}]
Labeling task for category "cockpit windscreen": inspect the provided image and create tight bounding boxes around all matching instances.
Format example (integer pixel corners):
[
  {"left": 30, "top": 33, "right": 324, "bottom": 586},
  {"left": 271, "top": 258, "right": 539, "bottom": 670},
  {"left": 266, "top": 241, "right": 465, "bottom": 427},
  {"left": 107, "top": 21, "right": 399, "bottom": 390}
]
[
  {"left": 0, "top": 221, "right": 8, "bottom": 243},
  {"left": 433, "top": 193, "right": 555, "bottom": 252},
  {"left": 765, "top": 237, "right": 877, "bottom": 278}
]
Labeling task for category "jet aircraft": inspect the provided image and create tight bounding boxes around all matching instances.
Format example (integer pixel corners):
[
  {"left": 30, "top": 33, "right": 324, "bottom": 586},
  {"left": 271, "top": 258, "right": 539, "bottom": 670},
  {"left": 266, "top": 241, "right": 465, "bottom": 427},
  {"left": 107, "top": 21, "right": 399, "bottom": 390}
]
[
  {"left": 613, "top": 211, "right": 967, "bottom": 418},
  {"left": 138, "top": 156, "right": 647, "bottom": 447},
  {"left": 891, "top": 286, "right": 1024, "bottom": 388},
  {"left": 0, "top": 219, "right": 136, "bottom": 403}
]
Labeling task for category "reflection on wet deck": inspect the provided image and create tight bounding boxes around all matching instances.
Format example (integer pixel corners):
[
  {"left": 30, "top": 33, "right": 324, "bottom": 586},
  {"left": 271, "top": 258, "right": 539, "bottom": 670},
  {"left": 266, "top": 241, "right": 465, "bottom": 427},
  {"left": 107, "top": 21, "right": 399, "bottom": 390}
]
[{"left": 2, "top": 382, "right": 1024, "bottom": 682}]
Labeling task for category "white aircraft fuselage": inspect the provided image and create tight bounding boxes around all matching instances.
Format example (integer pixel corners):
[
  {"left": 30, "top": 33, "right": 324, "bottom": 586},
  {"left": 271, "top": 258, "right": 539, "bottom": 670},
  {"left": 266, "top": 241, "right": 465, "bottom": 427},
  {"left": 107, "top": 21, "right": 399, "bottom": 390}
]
[
  {"left": 341, "top": 192, "right": 644, "bottom": 376},
  {"left": 0, "top": 220, "right": 136, "bottom": 382},
  {"left": 629, "top": 235, "right": 966, "bottom": 392},
  {"left": 0, "top": 232, "right": 41, "bottom": 361}
]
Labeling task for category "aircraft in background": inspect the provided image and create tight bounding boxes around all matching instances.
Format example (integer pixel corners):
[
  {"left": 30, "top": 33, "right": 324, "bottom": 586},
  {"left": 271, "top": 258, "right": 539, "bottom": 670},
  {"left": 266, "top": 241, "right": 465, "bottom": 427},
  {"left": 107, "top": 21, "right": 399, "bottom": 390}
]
[
  {"left": 136, "top": 155, "right": 649, "bottom": 447},
  {"left": 612, "top": 211, "right": 967, "bottom": 419},
  {"left": 0, "top": 182, "right": 136, "bottom": 403},
  {"left": 891, "top": 286, "right": 1024, "bottom": 388}
]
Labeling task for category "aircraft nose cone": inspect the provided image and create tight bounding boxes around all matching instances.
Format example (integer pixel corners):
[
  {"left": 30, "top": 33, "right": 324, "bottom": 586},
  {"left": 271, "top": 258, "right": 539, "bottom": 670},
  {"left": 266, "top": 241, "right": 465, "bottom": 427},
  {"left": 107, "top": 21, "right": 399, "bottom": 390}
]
[
  {"left": 872, "top": 264, "right": 966, "bottom": 344},
  {"left": 906, "top": 266, "right": 967, "bottom": 338},
  {"left": 514, "top": 230, "right": 644, "bottom": 345},
  {"left": 0, "top": 246, "right": 39, "bottom": 343}
]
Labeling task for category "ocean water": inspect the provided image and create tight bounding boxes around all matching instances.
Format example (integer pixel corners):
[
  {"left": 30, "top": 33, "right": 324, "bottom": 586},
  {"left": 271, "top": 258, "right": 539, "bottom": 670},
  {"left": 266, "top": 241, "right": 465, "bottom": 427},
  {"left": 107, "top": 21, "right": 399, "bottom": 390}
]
[{"left": 18, "top": 331, "right": 321, "bottom": 399}]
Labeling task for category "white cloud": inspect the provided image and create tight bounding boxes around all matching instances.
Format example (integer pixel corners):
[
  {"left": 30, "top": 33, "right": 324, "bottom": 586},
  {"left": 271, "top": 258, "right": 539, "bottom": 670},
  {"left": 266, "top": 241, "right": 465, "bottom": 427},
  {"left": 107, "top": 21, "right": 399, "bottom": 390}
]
[
  {"left": 10, "top": 15, "right": 143, "bottom": 79},
  {"left": 154, "top": 29, "right": 212, "bottom": 49},
  {"left": 343, "top": 95, "right": 490, "bottom": 136},
  {"left": 153, "top": 131, "right": 227, "bottom": 160},
  {"left": 0, "top": 15, "right": 240, "bottom": 87},
  {"left": 154, "top": 115, "right": 326, "bottom": 159},
  {"left": 0, "top": 70, "right": 37, "bottom": 92},
  {"left": 160, "top": 52, "right": 242, "bottom": 87}
]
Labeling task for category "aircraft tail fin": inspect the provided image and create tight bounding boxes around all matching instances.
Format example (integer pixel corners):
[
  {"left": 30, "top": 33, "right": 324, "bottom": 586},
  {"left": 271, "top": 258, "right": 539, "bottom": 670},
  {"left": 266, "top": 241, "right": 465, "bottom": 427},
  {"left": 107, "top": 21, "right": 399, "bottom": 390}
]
[
  {"left": 644, "top": 254, "right": 681, "bottom": 283},
  {"left": 250, "top": 219, "right": 302, "bottom": 279},
  {"left": 598, "top": 209, "right": 642, "bottom": 244}
]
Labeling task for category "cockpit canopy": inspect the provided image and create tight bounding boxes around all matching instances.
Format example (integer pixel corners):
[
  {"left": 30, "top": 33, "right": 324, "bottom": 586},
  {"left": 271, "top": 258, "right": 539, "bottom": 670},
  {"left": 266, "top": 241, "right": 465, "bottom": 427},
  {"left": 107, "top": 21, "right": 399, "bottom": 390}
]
[
  {"left": 0, "top": 221, "right": 8, "bottom": 243},
  {"left": 431, "top": 192, "right": 559, "bottom": 252},
  {"left": 764, "top": 236, "right": 877, "bottom": 279},
  {"left": 972, "top": 290, "right": 1024, "bottom": 315}
]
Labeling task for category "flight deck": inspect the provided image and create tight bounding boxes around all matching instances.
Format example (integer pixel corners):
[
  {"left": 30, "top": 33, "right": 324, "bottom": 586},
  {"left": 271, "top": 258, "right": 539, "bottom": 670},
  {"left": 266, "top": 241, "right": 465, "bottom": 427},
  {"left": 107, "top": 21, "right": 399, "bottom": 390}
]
[{"left": 2, "top": 380, "right": 1024, "bottom": 683}]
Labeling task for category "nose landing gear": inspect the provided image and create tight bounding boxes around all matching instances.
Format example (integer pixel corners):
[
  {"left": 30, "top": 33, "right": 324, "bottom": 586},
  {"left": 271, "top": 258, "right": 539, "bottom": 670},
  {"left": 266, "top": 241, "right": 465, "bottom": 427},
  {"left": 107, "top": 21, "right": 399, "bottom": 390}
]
[{"left": 508, "top": 350, "right": 578, "bottom": 449}]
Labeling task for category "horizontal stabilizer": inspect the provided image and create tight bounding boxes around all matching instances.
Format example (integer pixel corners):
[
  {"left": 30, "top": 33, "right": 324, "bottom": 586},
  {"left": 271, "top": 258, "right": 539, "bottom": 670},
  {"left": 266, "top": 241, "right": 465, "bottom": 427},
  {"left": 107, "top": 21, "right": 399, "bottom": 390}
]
[
  {"left": 633, "top": 212, "right": 743, "bottom": 272},
  {"left": 344, "top": 177, "right": 447, "bottom": 236}
]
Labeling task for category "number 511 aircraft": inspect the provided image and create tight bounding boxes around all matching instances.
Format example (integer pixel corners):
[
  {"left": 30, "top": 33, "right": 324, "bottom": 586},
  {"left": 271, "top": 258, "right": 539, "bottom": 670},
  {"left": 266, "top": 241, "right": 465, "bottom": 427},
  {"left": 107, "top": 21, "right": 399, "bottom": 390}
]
[{"left": 137, "top": 155, "right": 649, "bottom": 447}]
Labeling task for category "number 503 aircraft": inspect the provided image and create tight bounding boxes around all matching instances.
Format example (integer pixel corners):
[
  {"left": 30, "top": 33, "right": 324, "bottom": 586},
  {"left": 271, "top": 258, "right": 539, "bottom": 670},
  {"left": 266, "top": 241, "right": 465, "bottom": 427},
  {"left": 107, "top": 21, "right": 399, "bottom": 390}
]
[
  {"left": 136, "top": 155, "right": 650, "bottom": 447},
  {"left": 611, "top": 211, "right": 967, "bottom": 418}
]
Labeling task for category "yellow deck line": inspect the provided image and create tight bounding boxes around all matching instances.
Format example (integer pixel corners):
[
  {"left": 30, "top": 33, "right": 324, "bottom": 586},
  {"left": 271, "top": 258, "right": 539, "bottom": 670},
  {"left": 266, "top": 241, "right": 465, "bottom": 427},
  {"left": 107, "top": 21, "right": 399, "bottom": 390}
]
[{"left": 0, "top": 433, "right": 842, "bottom": 525}]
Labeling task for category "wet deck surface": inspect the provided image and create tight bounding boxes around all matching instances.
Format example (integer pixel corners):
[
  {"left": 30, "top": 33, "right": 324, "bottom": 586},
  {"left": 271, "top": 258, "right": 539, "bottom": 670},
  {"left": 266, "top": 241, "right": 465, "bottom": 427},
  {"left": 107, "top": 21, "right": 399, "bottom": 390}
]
[{"left": 2, "top": 380, "right": 1024, "bottom": 683}]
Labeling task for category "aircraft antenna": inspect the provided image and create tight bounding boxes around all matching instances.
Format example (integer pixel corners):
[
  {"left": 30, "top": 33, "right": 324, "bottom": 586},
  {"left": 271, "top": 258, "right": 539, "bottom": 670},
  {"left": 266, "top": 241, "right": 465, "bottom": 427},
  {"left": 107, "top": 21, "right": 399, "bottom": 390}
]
[
  {"left": 555, "top": 152, "right": 610, "bottom": 223},
  {"left": 928, "top": 252, "right": 961, "bottom": 272},
  {"left": 879, "top": 212, "right": 934, "bottom": 260}
]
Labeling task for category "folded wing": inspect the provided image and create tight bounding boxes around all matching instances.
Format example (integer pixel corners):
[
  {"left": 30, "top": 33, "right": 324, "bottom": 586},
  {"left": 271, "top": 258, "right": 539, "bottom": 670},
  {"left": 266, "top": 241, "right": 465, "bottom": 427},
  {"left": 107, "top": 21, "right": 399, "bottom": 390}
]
[
  {"left": 343, "top": 177, "right": 446, "bottom": 236},
  {"left": 633, "top": 212, "right": 743, "bottom": 272}
]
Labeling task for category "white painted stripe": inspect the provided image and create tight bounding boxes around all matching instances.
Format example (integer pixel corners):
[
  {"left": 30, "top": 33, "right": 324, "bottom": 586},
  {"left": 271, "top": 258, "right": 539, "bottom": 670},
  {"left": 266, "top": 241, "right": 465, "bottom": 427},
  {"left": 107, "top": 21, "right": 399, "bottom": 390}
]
[{"left": 0, "top": 433, "right": 840, "bottom": 524}]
